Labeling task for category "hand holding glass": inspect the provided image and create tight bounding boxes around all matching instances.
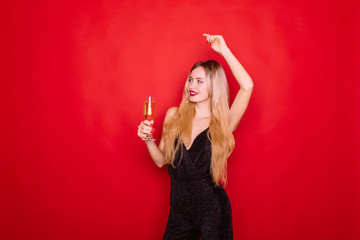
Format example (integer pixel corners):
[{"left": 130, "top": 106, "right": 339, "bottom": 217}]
[{"left": 144, "top": 96, "right": 155, "bottom": 141}]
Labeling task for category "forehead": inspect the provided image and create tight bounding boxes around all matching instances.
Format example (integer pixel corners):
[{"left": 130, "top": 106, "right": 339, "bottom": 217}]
[{"left": 190, "top": 67, "right": 206, "bottom": 78}]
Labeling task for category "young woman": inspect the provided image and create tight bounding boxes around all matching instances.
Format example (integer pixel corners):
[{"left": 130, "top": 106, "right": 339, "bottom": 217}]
[{"left": 137, "top": 34, "right": 254, "bottom": 240}]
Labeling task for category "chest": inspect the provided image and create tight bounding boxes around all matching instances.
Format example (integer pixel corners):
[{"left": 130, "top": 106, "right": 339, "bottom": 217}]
[{"left": 185, "top": 118, "right": 210, "bottom": 150}]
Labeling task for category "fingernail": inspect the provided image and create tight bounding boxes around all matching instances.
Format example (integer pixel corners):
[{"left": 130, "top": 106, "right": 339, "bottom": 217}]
[
  {"left": 150, "top": 124, "right": 153, "bottom": 127},
  {"left": 146, "top": 135, "right": 149, "bottom": 137}
]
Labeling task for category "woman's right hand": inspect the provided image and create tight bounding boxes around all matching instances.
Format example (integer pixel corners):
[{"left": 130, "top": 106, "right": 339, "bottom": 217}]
[
  {"left": 203, "top": 34, "right": 229, "bottom": 56},
  {"left": 137, "top": 120, "right": 155, "bottom": 141}
]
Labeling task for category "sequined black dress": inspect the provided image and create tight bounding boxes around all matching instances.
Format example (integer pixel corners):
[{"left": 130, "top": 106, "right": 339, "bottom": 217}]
[{"left": 163, "top": 128, "right": 233, "bottom": 240}]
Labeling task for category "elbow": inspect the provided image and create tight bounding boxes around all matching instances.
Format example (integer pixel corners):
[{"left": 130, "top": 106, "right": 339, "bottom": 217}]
[
  {"left": 156, "top": 161, "right": 166, "bottom": 168},
  {"left": 247, "top": 79, "right": 254, "bottom": 91},
  {"left": 242, "top": 83, "right": 254, "bottom": 92},
  {"left": 240, "top": 77, "right": 254, "bottom": 92},
  {"left": 247, "top": 77, "right": 254, "bottom": 91}
]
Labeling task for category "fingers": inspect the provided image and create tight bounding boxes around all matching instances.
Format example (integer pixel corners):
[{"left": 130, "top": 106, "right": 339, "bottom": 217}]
[
  {"left": 203, "top": 33, "right": 212, "bottom": 44},
  {"left": 137, "top": 120, "right": 155, "bottom": 140},
  {"left": 143, "top": 120, "right": 154, "bottom": 127},
  {"left": 138, "top": 124, "right": 154, "bottom": 134},
  {"left": 203, "top": 33, "right": 222, "bottom": 45}
]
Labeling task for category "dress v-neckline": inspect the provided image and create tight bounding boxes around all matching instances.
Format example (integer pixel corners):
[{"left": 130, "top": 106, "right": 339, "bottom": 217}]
[{"left": 184, "top": 127, "right": 209, "bottom": 151}]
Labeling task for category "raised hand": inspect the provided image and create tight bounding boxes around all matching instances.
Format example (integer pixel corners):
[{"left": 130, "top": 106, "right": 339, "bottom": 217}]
[{"left": 203, "top": 34, "right": 229, "bottom": 55}]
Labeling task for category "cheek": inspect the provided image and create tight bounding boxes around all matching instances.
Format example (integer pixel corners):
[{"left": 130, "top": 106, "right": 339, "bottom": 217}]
[
  {"left": 184, "top": 82, "right": 190, "bottom": 92},
  {"left": 200, "top": 85, "right": 209, "bottom": 95}
]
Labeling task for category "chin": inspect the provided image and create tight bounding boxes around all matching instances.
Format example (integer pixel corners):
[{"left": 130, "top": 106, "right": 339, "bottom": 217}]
[
  {"left": 189, "top": 96, "right": 209, "bottom": 103},
  {"left": 189, "top": 96, "right": 200, "bottom": 102}
]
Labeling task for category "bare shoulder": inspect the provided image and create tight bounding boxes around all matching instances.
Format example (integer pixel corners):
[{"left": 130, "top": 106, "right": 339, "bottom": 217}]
[
  {"left": 166, "top": 107, "right": 178, "bottom": 116},
  {"left": 164, "top": 107, "right": 178, "bottom": 124}
]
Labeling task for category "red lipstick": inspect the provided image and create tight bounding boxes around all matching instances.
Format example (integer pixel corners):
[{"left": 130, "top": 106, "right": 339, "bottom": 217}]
[{"left": 189, "top": 90, "right": 198, "bottom": 96}]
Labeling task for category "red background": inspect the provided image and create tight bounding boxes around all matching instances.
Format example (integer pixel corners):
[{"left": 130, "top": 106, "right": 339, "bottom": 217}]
[{"left": 1, "top": 0, "right": 359, "bottom": 239}]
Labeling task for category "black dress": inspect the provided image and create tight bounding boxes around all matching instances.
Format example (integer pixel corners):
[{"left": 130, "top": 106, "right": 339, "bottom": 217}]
[{"left": 163, "top": 128, "right": 233, "bottom": 240}]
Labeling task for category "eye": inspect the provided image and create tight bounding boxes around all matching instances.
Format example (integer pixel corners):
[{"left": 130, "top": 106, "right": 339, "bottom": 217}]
[
  {"left": 188, "top": 78, "right": 193, "bottom": 83},
  {"left": 197, "top": 80, "right": 203, "bottom": 84}
]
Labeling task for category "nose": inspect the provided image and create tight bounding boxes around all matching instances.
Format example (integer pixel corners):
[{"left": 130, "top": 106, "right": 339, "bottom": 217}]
[{"left": 189, "top": 81, "right": 197, "bottom": 88}]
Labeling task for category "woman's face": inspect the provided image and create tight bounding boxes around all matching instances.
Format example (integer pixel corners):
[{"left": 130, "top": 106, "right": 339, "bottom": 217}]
[{"left": 187, "top": 67, "right": 210, "bottom": 103}]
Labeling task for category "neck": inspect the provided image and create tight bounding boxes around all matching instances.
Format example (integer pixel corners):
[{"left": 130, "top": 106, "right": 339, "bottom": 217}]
[{"left": 194, "top": 99, "right": 212, "bottom": 118}]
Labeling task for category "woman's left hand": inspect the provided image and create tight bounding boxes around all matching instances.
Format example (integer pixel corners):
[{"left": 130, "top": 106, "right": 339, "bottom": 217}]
[{"left": 203, "top": 34, "right": 229, "bottom": 55}]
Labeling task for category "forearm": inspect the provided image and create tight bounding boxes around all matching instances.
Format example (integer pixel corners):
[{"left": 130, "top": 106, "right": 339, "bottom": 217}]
[
  {"left": 221, "top": 48, "right": 254, "bottom": 91},
  {"left": 145, "top": 141, "right": 166, "bottom": 168}
]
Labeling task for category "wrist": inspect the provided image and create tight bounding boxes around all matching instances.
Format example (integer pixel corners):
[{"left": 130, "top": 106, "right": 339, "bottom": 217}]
[
  {"left": 220, "top": 46, "right": 232, "bottom": 57},
  {"left": 145, "top": 139, "right": 156, "bottom": 145}
]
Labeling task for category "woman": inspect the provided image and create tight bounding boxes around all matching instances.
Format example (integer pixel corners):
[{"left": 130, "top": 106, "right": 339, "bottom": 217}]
[{"left": 137, "top": 34, "right": 254, "bottom": 240}]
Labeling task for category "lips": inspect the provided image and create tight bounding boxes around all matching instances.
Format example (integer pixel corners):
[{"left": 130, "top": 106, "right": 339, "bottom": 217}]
[{"left": 189, "top": 90, "right": 199, "bottom": 96}]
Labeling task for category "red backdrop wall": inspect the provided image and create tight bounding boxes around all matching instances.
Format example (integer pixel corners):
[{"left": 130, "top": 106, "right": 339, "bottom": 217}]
[{"left": 1, "top": 0, "right": 359, "bottom": 239}]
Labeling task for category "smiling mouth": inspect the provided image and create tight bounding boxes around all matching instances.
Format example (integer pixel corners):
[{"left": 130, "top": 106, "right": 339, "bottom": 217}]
[{"left": 189, "top": 90, "right": 198, "bottom": 96}]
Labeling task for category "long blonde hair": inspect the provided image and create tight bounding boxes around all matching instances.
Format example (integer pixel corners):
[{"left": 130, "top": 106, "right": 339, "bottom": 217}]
[{"left": 163, "top": 60, "right": 235, "bottom": 186}]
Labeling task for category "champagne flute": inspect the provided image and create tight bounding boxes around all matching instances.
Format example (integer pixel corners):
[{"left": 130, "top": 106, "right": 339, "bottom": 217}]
[{"left": 144, "top": 96, "right": 155, "bottom": 141}]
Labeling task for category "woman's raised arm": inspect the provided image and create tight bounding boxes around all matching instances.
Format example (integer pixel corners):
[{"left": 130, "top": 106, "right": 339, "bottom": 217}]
[{"left": 203, "top": 34, "right": 254, "bottom": 132}]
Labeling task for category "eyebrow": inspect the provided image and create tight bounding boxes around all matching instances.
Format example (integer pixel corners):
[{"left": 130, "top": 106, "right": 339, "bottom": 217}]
[{"left": 189, "top": 76, "right": 204, "bottom": 80}]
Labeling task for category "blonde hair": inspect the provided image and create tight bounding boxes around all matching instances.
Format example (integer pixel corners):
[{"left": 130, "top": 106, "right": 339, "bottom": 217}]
[{"left": 163, "top": 60, "right": 235, "bottom": 186}]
